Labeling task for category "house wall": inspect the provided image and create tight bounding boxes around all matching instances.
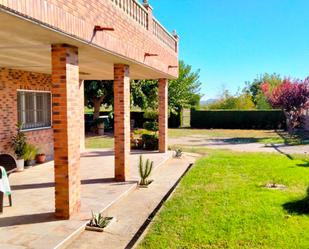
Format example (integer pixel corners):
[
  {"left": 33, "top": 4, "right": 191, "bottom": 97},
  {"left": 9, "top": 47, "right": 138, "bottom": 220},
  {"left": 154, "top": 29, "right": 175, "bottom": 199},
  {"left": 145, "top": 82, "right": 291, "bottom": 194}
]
[
  {"left": 0, "top": 68, "right": 54, "bottom": 158},
  {"left": 0, "top": 0, "right": 178, "bottom": 78}
]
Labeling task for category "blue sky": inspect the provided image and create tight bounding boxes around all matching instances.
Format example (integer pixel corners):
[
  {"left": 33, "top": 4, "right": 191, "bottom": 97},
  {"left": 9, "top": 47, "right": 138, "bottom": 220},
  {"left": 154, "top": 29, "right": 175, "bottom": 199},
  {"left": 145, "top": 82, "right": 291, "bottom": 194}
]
[{"left": 150, "top": 0, "right": 309, "bottom": 100}]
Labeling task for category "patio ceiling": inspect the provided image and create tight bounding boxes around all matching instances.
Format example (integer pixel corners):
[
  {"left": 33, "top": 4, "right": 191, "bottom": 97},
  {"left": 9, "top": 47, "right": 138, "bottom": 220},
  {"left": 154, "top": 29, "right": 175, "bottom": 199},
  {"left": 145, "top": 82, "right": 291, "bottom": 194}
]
[{"left": 0, "top": 10, "right": 172, "bottom": 80}]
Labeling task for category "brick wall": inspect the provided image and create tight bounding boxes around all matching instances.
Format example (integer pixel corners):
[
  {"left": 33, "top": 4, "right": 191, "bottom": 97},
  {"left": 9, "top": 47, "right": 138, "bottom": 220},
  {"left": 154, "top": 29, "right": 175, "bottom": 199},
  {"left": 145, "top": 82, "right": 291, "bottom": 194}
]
[
  {"left": 0, "top": 68, "right": 54, "bottom": 158},
  {"left": 0, "top": 0, "right": 178, "bottom": 78}
]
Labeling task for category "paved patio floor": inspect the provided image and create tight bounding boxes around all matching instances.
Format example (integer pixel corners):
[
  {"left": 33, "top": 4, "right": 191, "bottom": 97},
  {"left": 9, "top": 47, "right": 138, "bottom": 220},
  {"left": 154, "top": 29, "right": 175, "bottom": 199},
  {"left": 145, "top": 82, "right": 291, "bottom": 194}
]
[
  {"left": 67, "top": 153, "right": 198, "bottom": 249},
  {"left": 0, "top": 149, "right": 170, "bottom": 249}
]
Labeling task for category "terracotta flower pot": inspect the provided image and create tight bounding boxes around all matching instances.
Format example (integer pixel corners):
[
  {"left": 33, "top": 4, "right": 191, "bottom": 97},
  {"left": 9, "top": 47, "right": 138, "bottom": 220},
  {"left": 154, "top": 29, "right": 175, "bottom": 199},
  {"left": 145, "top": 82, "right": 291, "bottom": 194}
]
[{"left": 36, "top": 154, "right": 46, "bottom": 164}]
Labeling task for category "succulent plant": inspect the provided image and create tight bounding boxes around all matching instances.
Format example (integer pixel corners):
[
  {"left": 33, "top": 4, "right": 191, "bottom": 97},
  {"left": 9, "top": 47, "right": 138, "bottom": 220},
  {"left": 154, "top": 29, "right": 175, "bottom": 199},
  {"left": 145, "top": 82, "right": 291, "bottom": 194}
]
[
  {"left": 139, "top": 155, "right": 153, "bottom": 186},
  {"left": 175, "top": 149, "right": 183, "bottom": 158},
  {"left": 88, "top": 211, "right": 111, "bottom": 228}
]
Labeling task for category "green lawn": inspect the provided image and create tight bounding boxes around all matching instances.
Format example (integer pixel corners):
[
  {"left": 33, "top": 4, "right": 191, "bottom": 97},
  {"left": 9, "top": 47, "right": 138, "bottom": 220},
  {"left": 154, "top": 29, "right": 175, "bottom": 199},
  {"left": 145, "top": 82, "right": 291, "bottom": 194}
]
[
  {"left": 139, "top": 150, "right": 309, "bottom": 249},
  {"left": 85, "top": 135, "right": 114, "bottom": 149}
]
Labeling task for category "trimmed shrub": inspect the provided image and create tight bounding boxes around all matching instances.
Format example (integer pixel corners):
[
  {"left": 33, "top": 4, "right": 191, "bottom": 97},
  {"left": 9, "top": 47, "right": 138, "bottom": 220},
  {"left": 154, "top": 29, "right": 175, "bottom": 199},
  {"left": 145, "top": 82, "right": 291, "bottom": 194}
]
[
  {"left": 143, "top": 121, "right": 158, "bottom": 131},
  {"left": 143, "top": 110, "right": 158, "bottom": 120},
  {"left": 85, "top": 110, "right": 183, "bottom": 130},
  {"left": 190, "top": 109, "right": 286, "bottom": 129},
  {"left": 168, "top": 111, "right": 182, "bottom": 128},
  {"left": 142, "top": 134, "right": 158, "bottom": 150}
]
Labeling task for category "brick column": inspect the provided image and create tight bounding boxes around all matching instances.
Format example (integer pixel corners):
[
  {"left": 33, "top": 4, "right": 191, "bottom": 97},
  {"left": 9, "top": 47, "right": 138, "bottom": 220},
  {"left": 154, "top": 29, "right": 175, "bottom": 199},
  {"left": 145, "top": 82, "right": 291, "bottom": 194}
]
[
  {"left": 79, "top": 80, "right": 85, "bottom": 153},
  {"left": 51, "top": 44, "right": 81, "bottom": 219},
  {"left": 114, "top": 64, "right": 130, "bottom": 181},
  {"left": 158, "top": 78, "right": 168, "bottom": 153}
]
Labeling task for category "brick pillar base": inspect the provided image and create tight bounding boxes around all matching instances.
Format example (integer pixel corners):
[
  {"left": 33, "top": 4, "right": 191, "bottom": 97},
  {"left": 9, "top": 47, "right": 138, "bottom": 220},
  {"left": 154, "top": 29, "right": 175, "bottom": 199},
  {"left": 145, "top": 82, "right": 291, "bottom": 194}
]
[
  {"left": 114, "top": 64, "right": 130, "bottom": 181},
  {"left": 51, "top": 44, "right": 81, "bottom": 219},
  {"left": 159, "top": 78, "right": 168, "bottom": 153}
]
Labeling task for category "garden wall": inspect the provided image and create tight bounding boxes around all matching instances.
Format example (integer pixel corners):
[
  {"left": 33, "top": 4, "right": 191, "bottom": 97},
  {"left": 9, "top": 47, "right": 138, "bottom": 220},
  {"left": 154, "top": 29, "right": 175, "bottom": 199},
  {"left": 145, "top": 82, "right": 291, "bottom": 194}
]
[{"left": 190, "top": 110, "right": 286, "bottom": 129}]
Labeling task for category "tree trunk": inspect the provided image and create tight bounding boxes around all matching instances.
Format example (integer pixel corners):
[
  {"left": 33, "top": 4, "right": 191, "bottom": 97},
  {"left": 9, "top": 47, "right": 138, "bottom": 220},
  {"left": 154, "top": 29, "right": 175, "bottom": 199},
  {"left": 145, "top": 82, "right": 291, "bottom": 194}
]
[{"left": 93, "top": 96, "right": 104, "bottom": 120}]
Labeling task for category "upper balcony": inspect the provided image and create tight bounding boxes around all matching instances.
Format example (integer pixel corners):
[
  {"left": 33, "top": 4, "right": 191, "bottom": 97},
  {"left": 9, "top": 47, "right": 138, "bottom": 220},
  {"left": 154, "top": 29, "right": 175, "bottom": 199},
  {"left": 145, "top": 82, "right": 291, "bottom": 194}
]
[{"left": 0, "top": 0, "right": 179, "bottom": 79}]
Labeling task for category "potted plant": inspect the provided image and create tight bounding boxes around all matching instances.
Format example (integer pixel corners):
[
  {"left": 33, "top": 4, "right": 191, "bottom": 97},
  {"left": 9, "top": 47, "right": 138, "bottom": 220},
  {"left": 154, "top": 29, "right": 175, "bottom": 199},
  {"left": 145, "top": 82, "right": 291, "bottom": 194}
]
[
  {"left": 93, "top": 118, "right": 105, "bottom": 135},
  {"left": 36, "top": 151, "right": 46, "bottom": 164},
  {"left": 174, "top": 148, "right": 183, "bottom": 158},
  {"left": 138, "top": 155, "right": 154, "bottom": 188},
  {"left": 11, "top": 123, "right": 27, "bottom": 172},
  {"left": 85, "top": 211, "right": 114, "bottom": 232},
  {"left": 23, "top": 143, "right": 39, "bottom": 167}
]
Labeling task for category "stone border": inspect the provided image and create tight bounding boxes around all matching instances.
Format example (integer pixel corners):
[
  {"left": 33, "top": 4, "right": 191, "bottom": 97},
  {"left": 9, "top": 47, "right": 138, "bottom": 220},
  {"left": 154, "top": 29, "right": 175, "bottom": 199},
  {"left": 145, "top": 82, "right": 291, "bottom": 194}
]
[{"left": 128, "top": 163, "right": 195, "bottom": 249}]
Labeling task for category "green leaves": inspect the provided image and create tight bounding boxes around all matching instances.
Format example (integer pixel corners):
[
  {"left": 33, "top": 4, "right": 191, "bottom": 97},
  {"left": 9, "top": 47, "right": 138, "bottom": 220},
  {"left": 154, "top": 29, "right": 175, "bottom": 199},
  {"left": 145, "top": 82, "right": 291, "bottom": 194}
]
[
  {"left": 84, "top": 80, "right": 113, "bottom": 108},
  {"left": 11, "top": 123, "right": 27, "bottom": 158},
  {"left": 130, "top": 61, "right": 202, "bottom": 114},
  {"left": 168, "top": 60, "right": 202, "bottom": 113}
]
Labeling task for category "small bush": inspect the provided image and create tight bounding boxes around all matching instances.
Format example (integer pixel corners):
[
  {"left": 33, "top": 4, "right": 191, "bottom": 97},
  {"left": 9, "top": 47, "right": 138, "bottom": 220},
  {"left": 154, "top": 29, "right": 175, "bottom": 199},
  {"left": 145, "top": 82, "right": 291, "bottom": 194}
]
[
  {"left": 142, "top": 134, "right": 158, "bottom": 150},
  {"left": 23, "top": 143, "right": 39, "bottom": 161},
  {"left": 143, "top": 110, "right": 158, "bottom": 120},
  {"left": 143, "top": 121, "right": 158, "bottom": 132}
]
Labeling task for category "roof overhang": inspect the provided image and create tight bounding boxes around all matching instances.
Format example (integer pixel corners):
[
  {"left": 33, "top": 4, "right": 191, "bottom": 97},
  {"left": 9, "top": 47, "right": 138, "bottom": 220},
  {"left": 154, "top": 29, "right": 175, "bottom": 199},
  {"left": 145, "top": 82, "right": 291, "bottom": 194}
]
[{"left": 0, "top": 8, "right": 176, "bottom": 80}]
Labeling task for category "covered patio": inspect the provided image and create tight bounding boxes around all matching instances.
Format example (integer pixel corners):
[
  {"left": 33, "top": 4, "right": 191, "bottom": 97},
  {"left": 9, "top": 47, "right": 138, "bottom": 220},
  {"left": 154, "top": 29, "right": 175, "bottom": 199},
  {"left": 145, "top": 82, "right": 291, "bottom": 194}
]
[
  {"left": 0, "top": 0, "right": 178, "bottom": 222},
  {"left": 0, "top": 149, "right": 170, "bottom": 249}
]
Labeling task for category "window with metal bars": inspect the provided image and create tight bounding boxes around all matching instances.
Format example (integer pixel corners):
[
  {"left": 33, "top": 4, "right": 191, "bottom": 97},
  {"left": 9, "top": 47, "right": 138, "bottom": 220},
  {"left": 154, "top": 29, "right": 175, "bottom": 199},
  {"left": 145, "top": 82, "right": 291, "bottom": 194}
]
[{"left": 17, "top": 91, "right": 51, "bottom": 130}]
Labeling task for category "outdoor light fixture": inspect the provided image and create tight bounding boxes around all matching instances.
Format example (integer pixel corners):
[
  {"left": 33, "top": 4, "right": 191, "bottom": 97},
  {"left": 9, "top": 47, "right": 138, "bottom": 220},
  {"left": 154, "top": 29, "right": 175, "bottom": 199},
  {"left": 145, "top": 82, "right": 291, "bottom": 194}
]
[
  {"left": 168, "top": 65, "right": 178, "bottom": 69},
  {"left": 144, "top": 53, "right": 159, "bottom": 57},
  {"left": 94, "top": 25, "right": 114, "bottom": 32}
]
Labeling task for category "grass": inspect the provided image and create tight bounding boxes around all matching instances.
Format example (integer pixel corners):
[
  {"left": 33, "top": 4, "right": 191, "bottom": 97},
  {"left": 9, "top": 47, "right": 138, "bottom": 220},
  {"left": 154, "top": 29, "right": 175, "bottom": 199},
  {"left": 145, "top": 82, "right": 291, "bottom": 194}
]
[
  {"left": 85, "top": 135, "right": 114, "bottom": 149},
  {"left": 139, "top": 149, "right": 309, "bottom": 249},
  {"left": 85, "top": 129, "right": 309, "bottom": 149},
  {"left": 169, "top": 128, "right": 309, "bottom": 145}
]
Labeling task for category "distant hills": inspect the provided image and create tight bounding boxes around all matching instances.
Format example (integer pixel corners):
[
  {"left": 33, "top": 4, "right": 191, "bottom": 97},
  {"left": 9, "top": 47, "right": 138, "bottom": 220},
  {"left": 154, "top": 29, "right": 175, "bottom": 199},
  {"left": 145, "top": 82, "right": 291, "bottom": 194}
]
[{"left": 200, "top": 99, "right": 217, "bottom": 106}]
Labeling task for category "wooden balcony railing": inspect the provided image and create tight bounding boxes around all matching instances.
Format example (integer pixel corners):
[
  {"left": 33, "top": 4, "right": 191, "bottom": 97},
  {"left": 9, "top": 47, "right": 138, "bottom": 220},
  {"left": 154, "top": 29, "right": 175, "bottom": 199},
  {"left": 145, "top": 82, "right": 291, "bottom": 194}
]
[{"left": 110, "top": 0, "right": 178, "bottom": 52}]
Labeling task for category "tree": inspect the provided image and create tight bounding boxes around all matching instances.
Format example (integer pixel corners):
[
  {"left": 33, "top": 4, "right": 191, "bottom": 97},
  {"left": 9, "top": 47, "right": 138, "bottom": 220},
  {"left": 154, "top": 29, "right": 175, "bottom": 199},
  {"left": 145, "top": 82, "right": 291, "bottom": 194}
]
[
  {"left": 207, "top": 89, "right": 255, "bottom": 110},
  {"left": 130, "top": 80, "right": 158, "bottom": 110},
  {"left": 244, "top": 73, "right": 282, "bottom": 109},
  {"left": 84, "top": 80, "right": 113, "bottom": 120},
  {"left": 168, "top": 60, "right": 202, "bottom": 113},
  {"left": 130, "top": 60, "right": 202, "bottom": 114},
  {"left": 261, "top": 77, "right": 309, "bottom": 131}
]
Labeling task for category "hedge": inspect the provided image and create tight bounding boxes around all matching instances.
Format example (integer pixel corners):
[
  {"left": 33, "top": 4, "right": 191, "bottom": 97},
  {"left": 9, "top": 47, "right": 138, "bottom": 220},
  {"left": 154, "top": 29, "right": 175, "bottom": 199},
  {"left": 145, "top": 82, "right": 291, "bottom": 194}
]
[
  {"left": 190, "top": 109, "right": 286, "bottom": 129},
  {"left": 85, "top": 111, "right": 181, "bottom": 131}
]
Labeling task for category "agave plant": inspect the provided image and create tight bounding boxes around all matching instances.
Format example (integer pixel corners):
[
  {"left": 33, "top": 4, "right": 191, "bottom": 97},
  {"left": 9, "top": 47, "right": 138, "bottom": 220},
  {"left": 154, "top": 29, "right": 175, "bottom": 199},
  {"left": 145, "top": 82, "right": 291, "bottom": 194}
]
[
  {"left": 139, "top": 155, "right": 153, "bottom": 186},
  {"left": 88, "top": 211, "right": 111, "bottom": 228},
  {"left": 175, "top": 148, "right": 183, "bottom": 158}
]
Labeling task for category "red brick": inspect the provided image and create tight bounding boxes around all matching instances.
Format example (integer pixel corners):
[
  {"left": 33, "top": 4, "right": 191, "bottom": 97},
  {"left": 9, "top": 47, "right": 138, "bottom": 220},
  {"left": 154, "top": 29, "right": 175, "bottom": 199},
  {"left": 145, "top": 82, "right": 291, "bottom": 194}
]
[
  {"left": 158, "top": 78, "right": 168, "bottom": 153},
  {"left": 114, "top": 64, "right": 130, "bottom": 181},
  {"left": 51, "top": 44, "right": 81, "bottom": 219}
]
